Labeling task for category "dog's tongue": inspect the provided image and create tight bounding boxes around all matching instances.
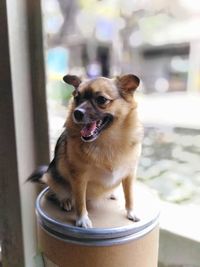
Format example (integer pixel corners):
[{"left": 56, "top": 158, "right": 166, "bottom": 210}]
[{"left": 81, "top": 121, "right": 97, "bottom": 137}]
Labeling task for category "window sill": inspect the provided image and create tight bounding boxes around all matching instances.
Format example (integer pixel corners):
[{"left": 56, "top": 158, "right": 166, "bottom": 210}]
[{"left": 159, "top": 201, "right": 200, "bottom": 266}]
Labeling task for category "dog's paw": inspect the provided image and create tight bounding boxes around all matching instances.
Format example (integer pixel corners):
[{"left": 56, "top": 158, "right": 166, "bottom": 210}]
[
  {"left": 127, "top": 210, "right": 140, "bottom": 222},
  {"left": 76, "top": 215, "right": 92, "bottom": 228},
  {"left": 60, "top": 199, "right": 72, "bottom": 212}
]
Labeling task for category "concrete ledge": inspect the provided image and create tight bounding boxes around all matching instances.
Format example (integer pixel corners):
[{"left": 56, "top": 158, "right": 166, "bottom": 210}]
[
  {"left": 159, "top": 202, "right": 200, "bottom": 267},
  {"left": 159, "top": 229, "right": 200, "bottom": 267}
]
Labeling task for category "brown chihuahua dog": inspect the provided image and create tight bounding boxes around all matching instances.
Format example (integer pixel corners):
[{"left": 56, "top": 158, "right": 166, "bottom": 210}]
[{"left": 28, "top": 74, "right": 143, "bottom": 228}]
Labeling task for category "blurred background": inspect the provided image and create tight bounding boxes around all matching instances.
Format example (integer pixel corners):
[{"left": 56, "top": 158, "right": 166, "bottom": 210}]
[{"left": 42, "top": 0, "right": 200, "bottom": 205}]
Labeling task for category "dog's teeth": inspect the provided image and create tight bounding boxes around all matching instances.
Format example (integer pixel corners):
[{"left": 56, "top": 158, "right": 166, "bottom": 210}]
[
  {"left": 91, "top": 130, "right": 95, "bottom": 135},
  {"left": 97, "top": 120, "right": 102, "bottom": 127}
]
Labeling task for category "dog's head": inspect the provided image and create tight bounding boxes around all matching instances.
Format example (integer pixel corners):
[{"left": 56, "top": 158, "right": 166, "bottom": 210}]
[{"left": 63, "top": 74, "right": 140, "bottom": 142}]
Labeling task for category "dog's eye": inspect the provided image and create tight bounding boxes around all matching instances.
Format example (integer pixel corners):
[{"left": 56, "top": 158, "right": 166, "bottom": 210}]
[{"left": 95, "top": 96, "right": 109, "bottom": 105}]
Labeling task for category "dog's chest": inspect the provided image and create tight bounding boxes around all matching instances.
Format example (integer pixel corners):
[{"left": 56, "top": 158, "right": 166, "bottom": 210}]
[
  {"left": 88, "top": 164, "right": 131, "bottom": 188},
  {"left": 107, "top": 167, "right": 129, "bottom": 186}
]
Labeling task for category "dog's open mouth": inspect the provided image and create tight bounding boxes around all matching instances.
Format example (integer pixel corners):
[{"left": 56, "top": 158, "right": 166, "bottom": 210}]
[{"left": 80, "top": 115, "right": 113, "bottom": 142}]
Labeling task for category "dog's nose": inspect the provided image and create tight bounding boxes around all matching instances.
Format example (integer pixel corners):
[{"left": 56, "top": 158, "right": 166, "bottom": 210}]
[{"left": 73, "top": 109, "right": 85, "bottom": 122}]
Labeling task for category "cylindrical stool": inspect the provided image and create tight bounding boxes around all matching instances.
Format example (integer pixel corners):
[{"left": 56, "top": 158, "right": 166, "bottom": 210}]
[{"left": 36, "top": 184, "right": 160, "bottom": 267}]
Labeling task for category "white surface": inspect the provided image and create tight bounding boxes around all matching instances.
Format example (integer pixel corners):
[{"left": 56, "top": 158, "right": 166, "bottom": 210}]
[{"left": 137, "top": 93, "right": 200, "bottom": 129}]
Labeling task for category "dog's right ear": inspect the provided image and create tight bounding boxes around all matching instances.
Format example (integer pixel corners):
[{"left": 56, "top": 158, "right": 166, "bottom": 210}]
[{"left": 63, "top": 75, "right": 82, "bottom": 90}]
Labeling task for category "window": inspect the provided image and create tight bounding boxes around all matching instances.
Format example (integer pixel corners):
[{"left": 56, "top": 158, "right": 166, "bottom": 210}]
[
  {"left": 42, "top": 1, "right": 200, "bottom": 266},
  {"left": 43, "top": 0, "right": 200, "bottom": 205}
]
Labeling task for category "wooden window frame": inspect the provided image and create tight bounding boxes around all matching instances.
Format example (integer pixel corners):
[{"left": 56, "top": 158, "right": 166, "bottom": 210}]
[{"left": 0, "top": 0, "right": 49, "bottom": 266}]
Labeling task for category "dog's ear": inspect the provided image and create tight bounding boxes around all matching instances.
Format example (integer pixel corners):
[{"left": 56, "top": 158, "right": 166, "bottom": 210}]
[
  {"left": 117, "top": 74, "right": 140, "bottom": 95},
  {"left": 63, "top": 75, "right": 82, "bottom": 89}
]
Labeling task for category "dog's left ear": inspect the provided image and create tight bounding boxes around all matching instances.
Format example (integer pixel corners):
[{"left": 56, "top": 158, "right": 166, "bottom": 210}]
[
  {"left": 117, "top": 74, "right": 140, "bottom": 94},
  {"left": 63, "top": 75, "right": 82, "bottom": 89}
]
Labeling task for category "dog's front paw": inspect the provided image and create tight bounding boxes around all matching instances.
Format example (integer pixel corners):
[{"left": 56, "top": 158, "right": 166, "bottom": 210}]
[
  {"left": 76, "top": 215, "right": 92, "bottom": 228},
  {"left": 127, "top": 210, "right": 140, "bottom": 222}
]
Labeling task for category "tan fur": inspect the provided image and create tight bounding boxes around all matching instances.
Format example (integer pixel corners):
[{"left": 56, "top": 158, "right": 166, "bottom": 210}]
[{"left": 43, "top": 74, "right": 143, "bottom": 228}]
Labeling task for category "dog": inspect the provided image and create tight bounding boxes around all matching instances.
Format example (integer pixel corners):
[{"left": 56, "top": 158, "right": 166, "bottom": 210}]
[{"left": 28, "top": 74, "right": 143, "bottom": 228}]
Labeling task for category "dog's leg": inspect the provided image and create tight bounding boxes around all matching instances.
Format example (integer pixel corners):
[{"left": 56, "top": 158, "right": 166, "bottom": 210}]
[
  {"left": 43, "top": 173, "right": 73, "bottom": 211},
  {"left": 122, "top": 175, "right": 140, "bottom": 222},
  {"left": 71, "top": 178, "right": 92, "bottom": 228}
]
